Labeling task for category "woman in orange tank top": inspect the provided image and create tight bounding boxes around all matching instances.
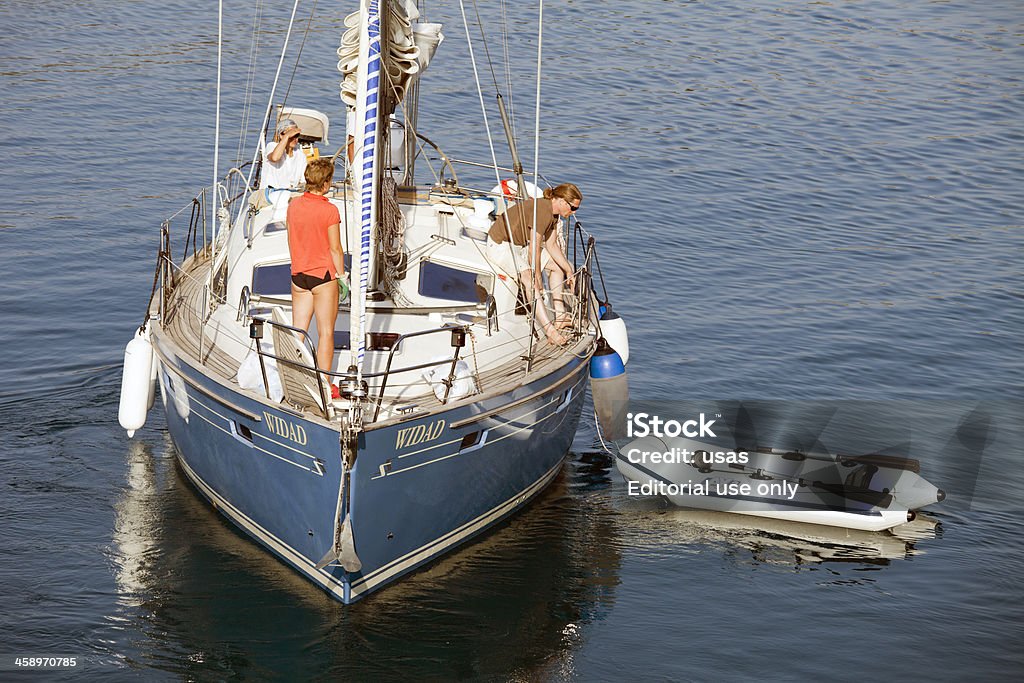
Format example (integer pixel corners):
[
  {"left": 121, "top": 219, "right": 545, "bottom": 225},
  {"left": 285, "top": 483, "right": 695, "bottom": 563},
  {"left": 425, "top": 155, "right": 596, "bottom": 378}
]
[{"left": 287, "top": 158, "right": 345, "bottom": 389}]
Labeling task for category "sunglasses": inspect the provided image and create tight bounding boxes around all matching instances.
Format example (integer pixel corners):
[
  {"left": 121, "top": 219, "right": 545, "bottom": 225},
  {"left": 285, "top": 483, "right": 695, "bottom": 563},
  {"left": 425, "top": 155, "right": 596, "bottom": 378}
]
[{"left": 567, "top": 202, "right": 580, "bottom": 212}]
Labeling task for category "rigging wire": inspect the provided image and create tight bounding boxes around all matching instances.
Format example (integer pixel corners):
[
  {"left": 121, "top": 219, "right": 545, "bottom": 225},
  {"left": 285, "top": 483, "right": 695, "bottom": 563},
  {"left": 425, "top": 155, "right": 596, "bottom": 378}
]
[
  {"left": 499, "top": 0, "right": 516, "bottom": 139},
  {"left": 380, "top": 78, "right": 532, "bottom": 315},
  {"left": 469, "top": 0, "right": 519, "bottom": 155},
  {"left": 212, "top": 0, "right": 223, "bottom": 272},
  {"left": 524, "top": 0, "right": 545, "bottom": 369},
  {"left": 458, "top": 0, "right": 523, "bottom": 290},
  {"left": 244, "top": 0, "right": 304, "bottom": 191},
  {"left": 457, "top": 0, "right": 504, "bottom": 192},
  {"left": 476, "top": 0, "right": 525, "bottom": 179},
  {"left": 469, "top": 0, "right": 501, "bottom": 92},
  {"left": 235, "top": 0, "right": 265, "bottom": 174},
  {"left": 531, "top": 0, "right": 544, "bottom": 201},
  {"left": 368, "top": 67, "right": 563, "bottom": 343},
  {"left": 279, "top": 0, "right": 320, "bottom": 115}
]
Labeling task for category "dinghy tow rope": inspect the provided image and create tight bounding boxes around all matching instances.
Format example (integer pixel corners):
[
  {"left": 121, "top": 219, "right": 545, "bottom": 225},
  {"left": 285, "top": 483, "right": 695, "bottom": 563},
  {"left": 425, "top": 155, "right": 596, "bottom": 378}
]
[{"left": 594, "top": 407, "right": 617, "bottom": 457}]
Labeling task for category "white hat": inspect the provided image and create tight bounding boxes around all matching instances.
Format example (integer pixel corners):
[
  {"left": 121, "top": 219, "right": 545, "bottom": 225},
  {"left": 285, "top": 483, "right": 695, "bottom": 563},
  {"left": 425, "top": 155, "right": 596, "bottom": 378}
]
[{"left": 276, "top": 118, "right": 298, "bottom": 135}]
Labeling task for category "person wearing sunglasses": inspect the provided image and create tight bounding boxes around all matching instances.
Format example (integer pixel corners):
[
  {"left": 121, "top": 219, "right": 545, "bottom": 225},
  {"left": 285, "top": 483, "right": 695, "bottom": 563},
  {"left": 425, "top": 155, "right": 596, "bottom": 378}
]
[
  {"left": 261, "top": 118, "right": 308, "bottom": 192},
  {"left": 487, "top": 183, "right": 582, "bottom": 345}
]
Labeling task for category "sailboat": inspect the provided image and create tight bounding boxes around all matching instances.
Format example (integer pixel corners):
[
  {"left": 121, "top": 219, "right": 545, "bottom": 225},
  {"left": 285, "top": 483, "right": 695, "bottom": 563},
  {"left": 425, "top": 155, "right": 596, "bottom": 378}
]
[{"left": 117, "top": 0, "right": 628, "bottom": 604}]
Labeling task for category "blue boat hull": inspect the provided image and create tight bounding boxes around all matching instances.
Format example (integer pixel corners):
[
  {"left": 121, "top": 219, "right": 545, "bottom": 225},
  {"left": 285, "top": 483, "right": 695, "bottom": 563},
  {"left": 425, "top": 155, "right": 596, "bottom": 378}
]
[{"left": 153, "top": 331, "right": 590, "bottom": 603}]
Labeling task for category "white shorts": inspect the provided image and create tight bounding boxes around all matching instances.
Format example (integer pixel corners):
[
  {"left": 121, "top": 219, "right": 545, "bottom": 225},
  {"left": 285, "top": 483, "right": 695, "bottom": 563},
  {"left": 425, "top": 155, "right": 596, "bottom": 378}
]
[
  {"left": 486, "top": 237, "right": 552, "bottom": 277},
  {"left": 487, "top": 237, "right": 526, "bottom": 277}
]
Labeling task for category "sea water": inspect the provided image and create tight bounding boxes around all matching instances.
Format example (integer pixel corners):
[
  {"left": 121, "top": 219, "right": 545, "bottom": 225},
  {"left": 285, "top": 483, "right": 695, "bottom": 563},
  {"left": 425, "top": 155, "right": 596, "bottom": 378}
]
[{"left": 0, "top": 0, "right": 1021, "bottom": 679}]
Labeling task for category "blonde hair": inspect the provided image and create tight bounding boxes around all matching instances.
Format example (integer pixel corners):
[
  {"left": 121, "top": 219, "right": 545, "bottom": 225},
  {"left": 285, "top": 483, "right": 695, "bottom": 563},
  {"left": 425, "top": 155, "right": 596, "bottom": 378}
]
[
  {"left": 304, "top": 158, "right": 335, "bottom": 191},
  {"left": 543, "top": 183, "right": 582, "bottom": 204}
]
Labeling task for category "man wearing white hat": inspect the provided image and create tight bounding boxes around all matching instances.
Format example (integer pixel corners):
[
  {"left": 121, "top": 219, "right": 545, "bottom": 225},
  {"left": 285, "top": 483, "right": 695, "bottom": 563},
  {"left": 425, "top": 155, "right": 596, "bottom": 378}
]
[{"left": 261, "top": 118, "right": 308, "bottom": 191}]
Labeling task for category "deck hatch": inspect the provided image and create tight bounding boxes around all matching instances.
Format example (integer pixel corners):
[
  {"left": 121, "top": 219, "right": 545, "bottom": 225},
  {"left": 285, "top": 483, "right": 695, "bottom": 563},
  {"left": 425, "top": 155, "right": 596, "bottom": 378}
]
[
  {"left": 252, "top": 263, "right": 292, "bottom": 296},
  {"left": 418, "top": 260, "right": 491, "bottom": 303},
  {"left": 253, "top": 256, "right": 354, "bottom": 296}
]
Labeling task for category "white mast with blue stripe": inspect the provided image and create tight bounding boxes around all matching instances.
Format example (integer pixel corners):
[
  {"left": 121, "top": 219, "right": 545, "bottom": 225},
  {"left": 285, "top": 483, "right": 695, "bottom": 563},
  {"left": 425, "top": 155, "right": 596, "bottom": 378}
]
[{"left": 351, "top": 0, "right": 383, "bottom": 378}]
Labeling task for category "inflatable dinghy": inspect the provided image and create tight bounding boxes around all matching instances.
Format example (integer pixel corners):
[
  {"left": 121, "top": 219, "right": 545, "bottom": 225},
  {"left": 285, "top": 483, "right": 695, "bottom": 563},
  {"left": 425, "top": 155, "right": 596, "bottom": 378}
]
[{"left": 617, "top": 435, "right": 945, "bottom": 532}]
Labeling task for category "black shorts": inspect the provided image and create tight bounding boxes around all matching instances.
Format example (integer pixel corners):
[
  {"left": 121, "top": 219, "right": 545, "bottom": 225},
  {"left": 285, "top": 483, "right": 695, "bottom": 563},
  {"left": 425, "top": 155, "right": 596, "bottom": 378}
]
[{"left": 291, "top": 271, "right": 333, "bottom": 291}]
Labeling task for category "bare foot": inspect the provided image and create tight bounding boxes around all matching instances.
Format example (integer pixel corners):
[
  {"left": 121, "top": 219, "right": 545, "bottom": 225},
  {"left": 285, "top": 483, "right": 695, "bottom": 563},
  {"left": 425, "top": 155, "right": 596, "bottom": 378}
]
[
  {"left": 553, "top": 312, "right": 574, "bottom": 330},
  {"left": 545, "top": 324, "right": 568, "bottom": 346}
]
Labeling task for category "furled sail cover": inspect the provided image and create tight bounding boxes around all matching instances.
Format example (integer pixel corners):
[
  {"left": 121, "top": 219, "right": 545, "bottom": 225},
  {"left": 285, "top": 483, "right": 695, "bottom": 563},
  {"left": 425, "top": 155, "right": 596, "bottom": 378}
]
[{"left": 338, "top": 0, "right": 444, "bottom": 113}]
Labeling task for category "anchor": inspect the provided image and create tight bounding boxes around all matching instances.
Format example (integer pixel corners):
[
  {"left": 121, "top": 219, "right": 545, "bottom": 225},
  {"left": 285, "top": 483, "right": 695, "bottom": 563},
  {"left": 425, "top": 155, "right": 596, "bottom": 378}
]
[{"left": 316, "top": 410, "right": 362, "bottom": 573}]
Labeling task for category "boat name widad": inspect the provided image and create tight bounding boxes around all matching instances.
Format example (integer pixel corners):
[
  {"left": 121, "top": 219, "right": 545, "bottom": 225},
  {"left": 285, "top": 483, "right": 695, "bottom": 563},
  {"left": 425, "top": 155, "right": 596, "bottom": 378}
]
[
  {"left": 394, "top": 419, "right": 446, "bottom": 450},
  {"left": 263, "top": 411, "right": 308, "bottom": 446}
]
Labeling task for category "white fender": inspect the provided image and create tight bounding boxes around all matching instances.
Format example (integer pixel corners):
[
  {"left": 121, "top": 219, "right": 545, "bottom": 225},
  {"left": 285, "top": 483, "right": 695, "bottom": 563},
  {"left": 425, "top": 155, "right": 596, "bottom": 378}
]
[
  {"left": 599, "top": 308, "right": 630, "bottom": 365},
  {"left": 118, "top": 327, "right": 155, "bottom": 438}
]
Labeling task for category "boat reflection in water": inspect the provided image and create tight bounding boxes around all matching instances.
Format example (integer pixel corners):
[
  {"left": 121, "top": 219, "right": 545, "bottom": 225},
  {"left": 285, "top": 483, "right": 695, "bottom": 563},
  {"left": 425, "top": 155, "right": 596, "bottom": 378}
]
[
  {"left": 107, "top": 439, "right": 621, "bottom": 679},
  {"left": 112, "top": 440, "right": 162, "bottom": 609}
]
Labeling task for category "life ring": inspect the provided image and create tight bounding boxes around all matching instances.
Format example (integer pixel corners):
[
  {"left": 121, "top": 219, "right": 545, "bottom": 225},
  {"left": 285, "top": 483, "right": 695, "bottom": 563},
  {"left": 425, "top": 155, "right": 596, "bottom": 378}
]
[
  {"left": 490, "top": 178, "right": 542, "bottom": 202},
  {"left": 490, "top": 179, "right": 542, "bottom": 216}
]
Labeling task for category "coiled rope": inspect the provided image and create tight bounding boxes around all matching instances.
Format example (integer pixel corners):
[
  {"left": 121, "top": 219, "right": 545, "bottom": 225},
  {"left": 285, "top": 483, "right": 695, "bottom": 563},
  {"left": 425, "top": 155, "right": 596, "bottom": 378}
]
[{"left": 378, "top": 176, "right": 413, "bottom": 307}]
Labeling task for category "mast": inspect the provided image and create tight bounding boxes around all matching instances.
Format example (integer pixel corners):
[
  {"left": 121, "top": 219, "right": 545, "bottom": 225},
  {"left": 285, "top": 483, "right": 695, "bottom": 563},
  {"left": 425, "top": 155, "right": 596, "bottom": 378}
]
[
  {"left": 212, "top": 0, "right": 223, "bottom": 264},
  {"left": 350, "top": 0, "right": 385, "bottom": 377}
]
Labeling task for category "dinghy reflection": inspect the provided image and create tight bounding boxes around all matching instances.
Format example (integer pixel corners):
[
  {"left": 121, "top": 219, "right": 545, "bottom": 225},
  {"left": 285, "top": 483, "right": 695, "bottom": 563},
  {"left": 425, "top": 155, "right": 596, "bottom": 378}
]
[{"left": 619, "top": 500, "right": 939, "bottom": 567}]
